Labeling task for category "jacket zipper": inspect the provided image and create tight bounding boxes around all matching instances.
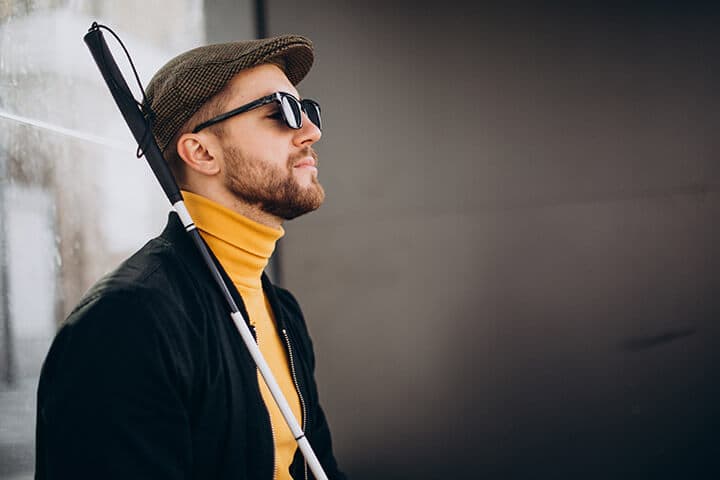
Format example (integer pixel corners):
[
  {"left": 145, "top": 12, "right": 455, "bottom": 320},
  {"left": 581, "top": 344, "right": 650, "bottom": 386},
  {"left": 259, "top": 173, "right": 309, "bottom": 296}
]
[
  {"left": 282, "top": 328, "right": 309, "bottom": 480},
  {"left": 253, "top": 324, "right": 278, "bottom": 480},
  {"left": 270, "top": 415, "right": 278, "bottom": 480}
]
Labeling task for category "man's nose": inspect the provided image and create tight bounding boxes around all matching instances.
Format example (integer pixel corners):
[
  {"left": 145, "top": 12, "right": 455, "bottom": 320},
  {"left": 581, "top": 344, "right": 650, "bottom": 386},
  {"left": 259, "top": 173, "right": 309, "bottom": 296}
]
[{"left": 294, "top": 112, "right": 322, "bottom": 146}]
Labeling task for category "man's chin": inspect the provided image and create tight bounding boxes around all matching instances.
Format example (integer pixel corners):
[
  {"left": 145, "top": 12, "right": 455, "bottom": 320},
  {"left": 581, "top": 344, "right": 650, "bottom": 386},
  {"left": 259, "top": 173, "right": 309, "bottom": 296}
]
[
  {"left": 261, "top": 184, "right": 325, "bottom": 221},
  {"left": 297, "top": 175, "right": 325, "bottom": 203}
]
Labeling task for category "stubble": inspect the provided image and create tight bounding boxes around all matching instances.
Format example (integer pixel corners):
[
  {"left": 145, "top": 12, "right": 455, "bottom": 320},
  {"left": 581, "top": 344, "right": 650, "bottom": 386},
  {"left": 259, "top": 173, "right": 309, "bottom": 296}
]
[{"left": 223, "top": 145, "right": 325, "bottom": 220}]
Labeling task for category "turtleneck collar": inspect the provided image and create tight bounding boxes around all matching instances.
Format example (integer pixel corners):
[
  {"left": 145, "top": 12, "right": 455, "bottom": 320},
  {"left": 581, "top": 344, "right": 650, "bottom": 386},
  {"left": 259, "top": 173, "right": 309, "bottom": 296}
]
[{"left": 181, "top": 190, "right": 284, "bottom": 291}]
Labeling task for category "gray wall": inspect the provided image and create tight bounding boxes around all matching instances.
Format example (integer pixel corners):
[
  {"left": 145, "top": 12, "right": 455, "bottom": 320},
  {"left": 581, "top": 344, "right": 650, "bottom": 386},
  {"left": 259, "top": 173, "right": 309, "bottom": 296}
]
[{"left": 267, "top": 2, "right": 720, "bottom": 478}]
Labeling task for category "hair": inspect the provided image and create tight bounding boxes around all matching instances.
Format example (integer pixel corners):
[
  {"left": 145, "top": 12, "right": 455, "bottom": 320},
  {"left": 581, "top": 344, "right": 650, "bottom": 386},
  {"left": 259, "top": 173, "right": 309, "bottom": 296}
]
[
  {"left": 162, "top": 58, "right": 288, "bottom": 186},
  {"left": 162, "top": 85, "right": 235, "bottom": 186}
]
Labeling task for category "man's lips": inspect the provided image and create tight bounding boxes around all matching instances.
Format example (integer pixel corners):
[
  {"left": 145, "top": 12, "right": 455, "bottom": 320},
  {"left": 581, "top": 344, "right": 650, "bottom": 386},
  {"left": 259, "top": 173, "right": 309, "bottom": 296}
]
[{"left": 293, "top": 157, "right": 317, "bottom": 168}]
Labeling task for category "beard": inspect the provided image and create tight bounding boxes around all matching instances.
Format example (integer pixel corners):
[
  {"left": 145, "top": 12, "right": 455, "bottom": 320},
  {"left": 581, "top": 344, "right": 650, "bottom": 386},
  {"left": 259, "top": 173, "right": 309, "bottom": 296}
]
[{"left": 223, "top": 145, "right": 325, "bottom": 220}]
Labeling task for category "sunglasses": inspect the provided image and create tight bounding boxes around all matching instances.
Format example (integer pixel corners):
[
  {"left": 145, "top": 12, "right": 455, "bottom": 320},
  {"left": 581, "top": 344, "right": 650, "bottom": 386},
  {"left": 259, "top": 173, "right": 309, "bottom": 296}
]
[{"left": 192, "top": 91, "right": 322, "bottom": 134}]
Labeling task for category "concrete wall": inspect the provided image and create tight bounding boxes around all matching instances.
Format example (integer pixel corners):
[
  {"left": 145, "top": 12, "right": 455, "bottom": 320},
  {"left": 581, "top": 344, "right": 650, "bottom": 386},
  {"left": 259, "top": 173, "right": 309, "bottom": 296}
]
[{"left": 267, "top": 2, "right": 720, "bottom": 478}]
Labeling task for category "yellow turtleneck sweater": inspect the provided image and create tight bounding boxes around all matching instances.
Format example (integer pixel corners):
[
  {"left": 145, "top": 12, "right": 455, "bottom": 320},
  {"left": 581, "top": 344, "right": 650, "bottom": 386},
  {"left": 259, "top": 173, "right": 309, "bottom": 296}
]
[{"left": 183, "top": 190, "right": 302, "bottom": 480}]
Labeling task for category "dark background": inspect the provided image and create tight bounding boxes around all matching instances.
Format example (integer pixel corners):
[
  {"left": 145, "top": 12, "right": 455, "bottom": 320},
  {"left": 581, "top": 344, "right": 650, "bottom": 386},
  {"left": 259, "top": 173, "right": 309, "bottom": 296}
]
[{"left": 258, "top": 2, "right": 720, "bottom": 478}]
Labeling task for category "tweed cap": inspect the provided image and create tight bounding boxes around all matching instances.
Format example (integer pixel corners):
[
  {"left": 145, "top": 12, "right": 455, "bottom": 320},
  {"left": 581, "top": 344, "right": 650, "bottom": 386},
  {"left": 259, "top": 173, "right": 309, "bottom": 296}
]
[{"left": 146, "top": 35, "right": 314, "bottom": 152}]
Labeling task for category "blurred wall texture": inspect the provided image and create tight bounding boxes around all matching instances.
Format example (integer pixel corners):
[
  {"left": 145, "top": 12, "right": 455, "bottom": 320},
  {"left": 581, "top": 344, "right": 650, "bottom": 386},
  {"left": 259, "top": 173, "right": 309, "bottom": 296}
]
[
  {"left": 267, "top": 2, "right": 720, "bottom": 479},
  {"left": 1, "top": 1, "right": 719, "bottom": 479},
  {"left": 0, "top": 1, "right": 207, "bottom": 478}
]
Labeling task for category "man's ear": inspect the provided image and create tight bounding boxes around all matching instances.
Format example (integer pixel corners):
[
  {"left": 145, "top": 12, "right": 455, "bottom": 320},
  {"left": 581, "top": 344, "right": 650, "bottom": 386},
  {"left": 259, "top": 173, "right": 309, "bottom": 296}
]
[{"left": 176, "top": 133, "right": 221, "bottom": 176}]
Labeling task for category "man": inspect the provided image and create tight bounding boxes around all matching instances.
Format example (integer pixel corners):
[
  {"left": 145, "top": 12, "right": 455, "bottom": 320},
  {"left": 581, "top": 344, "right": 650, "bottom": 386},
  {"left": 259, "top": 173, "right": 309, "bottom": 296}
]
[{"left": 35, "top": 35, "right": 346, "bottom": 480}]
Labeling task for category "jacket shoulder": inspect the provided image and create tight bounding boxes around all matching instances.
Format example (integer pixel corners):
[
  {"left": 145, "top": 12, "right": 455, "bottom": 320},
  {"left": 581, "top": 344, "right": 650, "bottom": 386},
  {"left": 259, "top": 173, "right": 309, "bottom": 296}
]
[
  {"left": 76, "top": 230, "right": 209, "bottom": 317},
  {"left": 79, "top": 236, "right": 187, "bottom": 301},
  {"left": 60, "top": 234, "right": 209, "bottom": 363}
]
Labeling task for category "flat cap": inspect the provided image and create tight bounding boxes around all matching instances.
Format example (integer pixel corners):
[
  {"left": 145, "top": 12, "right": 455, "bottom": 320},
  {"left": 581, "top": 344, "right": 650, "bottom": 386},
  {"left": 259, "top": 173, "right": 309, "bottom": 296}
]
[{"left": 146, "top": 35, "right": 314, "bottom": 152}]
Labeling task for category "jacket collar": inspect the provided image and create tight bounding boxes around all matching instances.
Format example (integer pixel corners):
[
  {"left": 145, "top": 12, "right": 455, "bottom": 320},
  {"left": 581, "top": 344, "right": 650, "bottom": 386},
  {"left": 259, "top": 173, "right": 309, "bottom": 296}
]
[{"left": 159, "top": 212, "right": 287, "bottom": 331}]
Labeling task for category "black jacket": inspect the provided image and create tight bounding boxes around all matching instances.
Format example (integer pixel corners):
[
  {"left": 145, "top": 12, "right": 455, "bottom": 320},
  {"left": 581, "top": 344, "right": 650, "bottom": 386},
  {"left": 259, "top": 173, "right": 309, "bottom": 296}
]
[{"left": 35, "top": 213, "right": 346, "bottom": 480}]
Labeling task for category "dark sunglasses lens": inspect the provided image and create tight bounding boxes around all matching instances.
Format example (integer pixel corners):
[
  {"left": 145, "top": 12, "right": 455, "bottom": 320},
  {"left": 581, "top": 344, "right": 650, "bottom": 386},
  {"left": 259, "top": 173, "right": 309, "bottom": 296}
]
[
  {"left": 280, "top": 95, "right": 302, "bottom": 129},
  {"left": 303, "top": 100, "right": 322, "bottom": 131}
]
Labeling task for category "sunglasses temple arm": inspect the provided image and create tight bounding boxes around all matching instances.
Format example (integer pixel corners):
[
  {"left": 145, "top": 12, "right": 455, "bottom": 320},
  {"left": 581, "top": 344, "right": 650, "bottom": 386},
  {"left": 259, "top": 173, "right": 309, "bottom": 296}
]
[{"left": 193, "top": 95, "right": 278, "bottom": 133}]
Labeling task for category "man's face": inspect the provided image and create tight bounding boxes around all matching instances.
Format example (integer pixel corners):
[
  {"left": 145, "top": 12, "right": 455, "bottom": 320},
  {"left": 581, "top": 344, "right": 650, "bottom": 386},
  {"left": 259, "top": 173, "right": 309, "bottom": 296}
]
[{"left": 212, "top": 64, "right": 324, "bottom": 220}]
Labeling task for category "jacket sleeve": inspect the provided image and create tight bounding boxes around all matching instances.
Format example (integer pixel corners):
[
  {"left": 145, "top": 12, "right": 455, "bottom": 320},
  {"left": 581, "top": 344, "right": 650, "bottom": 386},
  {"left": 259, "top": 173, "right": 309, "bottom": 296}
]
[{"left": 35, "top": 289, "right": 195, "bottom": 480}]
